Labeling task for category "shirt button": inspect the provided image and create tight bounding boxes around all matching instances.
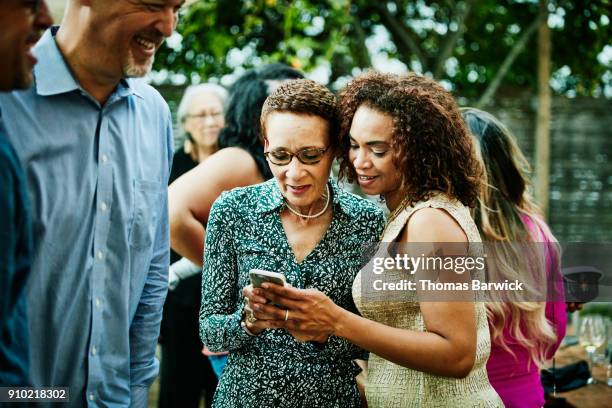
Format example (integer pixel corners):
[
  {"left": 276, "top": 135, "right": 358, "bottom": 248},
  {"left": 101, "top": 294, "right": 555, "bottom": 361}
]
[
  {"left": 100, "top": 202, "right": 108, "bottom": 211},
  {"left": 101, "top": 154, "right": 108, "bottom": 163},
  {"left": 91, "top": 347, "right": 97, "bottom": 356},
  {"left": 95, "top": 298, "right": 101, "bottom": 308},
  {"left": 89, "top": 393, "right": 95, "bottom": 401},
  {"left": 96, "top": 251, "right": 104, "bottom": 260}
]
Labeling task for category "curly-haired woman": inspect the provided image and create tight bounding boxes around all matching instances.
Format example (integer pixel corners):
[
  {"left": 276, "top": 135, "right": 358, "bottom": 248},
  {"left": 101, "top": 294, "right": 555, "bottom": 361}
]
[
  {"left": 254, "top": 71, "right": 504, "bottom": 407},
  {"left": 199, "top": 79, "right": 385, "bottom": 407}
]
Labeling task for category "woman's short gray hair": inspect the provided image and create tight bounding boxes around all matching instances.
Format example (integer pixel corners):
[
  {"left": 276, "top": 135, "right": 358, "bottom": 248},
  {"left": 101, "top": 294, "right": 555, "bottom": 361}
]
[{"left": 176, "top": 83, "right": 228, "bottom": 128}]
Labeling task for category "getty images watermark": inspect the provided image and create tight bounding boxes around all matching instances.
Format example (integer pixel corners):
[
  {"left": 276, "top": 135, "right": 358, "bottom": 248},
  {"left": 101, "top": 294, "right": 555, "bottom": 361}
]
[
  {"left": 356, "top": 242, "right": 611, "bottom": 303},
  {"left": 371, "top": 252, "right": 525, "bottom": 292}
]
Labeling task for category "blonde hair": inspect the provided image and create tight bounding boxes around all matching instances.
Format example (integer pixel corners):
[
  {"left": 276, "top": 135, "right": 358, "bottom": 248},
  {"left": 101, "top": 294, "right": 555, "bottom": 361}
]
[{"left": 462, "top": 107, "right": 559, "bottom": 367}]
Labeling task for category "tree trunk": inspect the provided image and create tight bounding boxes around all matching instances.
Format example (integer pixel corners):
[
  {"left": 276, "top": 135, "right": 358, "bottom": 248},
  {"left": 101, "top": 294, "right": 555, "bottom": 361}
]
[
  {"left": 376, "top": 2, "right": 429, "bottom": 70},
  {"left": 534, "top": 0, "right": 551, "bottom": 218},
  {"left": 433, "top": 0, "right": 476, "bottom": 79},
  {"left": 476, "top": 12, "right": 543, "bottom": 108}
]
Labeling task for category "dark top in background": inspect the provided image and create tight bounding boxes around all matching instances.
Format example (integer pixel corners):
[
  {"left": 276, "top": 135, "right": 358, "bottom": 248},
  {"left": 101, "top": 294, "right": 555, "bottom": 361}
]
[{"left": 167, "top": 148, "right": 200, "bottom": 307}]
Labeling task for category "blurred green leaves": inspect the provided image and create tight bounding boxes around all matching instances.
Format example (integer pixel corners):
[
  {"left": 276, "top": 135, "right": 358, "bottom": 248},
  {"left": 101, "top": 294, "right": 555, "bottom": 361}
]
[{"left": 154, "top": 0, "right": 611, "bottom": 100}]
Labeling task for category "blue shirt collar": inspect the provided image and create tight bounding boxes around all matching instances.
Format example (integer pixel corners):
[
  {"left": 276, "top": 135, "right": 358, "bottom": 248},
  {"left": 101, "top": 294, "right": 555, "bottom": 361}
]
[
  {"left": 255, "top": 177, "right": 354, "bottom": 216},
  {"left": 33, "top": 27, "right": 143, "bottom": 99}
]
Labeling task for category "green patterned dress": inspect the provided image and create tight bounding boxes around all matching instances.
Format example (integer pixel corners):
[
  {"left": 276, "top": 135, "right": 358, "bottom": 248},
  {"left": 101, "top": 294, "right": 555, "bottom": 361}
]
[{"left": 200, "top": 178, "right": 385, "bottom": 408}]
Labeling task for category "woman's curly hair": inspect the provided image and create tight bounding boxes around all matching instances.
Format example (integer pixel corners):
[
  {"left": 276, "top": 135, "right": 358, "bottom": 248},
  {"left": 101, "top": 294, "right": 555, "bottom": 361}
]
[
  {"left": 261, "top": 79, "right": 339, "bottom": 149},
  {"left": 338, "top": 71, "right": 483, "bottom": 207}
]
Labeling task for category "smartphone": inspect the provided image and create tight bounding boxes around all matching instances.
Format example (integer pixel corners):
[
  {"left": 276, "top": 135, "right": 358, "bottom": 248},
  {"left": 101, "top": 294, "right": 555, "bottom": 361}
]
[{"left": 249, "top": 269, "right": 286, "bottom": 288}]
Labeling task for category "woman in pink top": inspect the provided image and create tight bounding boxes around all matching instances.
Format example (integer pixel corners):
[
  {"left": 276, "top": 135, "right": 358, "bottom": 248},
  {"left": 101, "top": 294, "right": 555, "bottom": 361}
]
[{"left": 462, "top": 108, "right": 567, "bottom": 408}]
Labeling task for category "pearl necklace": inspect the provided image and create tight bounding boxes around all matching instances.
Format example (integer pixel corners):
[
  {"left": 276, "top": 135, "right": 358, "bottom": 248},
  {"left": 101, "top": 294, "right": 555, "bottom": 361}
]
[{"left": 284, "top": 184, "right": 330, "bottom": 219}]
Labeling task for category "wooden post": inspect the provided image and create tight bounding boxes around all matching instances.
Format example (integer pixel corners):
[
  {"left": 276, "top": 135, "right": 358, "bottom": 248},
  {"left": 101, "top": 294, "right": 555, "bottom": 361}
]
[{"left": 535, "top": 0, "right": 552, "bottom": 218}]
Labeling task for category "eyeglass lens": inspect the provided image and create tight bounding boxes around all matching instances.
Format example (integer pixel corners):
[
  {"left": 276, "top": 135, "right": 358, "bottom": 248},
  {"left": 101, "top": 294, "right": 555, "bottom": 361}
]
[{"left": 267, "top": 147, "right": 327, "bottom": 165}]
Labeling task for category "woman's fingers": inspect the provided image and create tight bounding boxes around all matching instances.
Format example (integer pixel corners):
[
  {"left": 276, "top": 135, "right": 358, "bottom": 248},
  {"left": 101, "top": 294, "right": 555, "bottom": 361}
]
[
  {"left": 260, "top": 286, "right": 320, "bottom": 312},
  {"left": 244, "top": 304, "right": 254, "bottom": 315},
  {"left": 282, "top": 319, "right": 304, "bottom": 331},
  {"left": 250, "top": 318, "right": 278, "bottom": 331},
  {"left": 261, "top": 283, "right": 308, "bottom": 300},
  {"left": 252, "top": 302, "right": 284, "bottom": 319},
  {"left": 242, "top": 284, "right": 267, "bottom": 304},
  {"left": 259, "top": 291, "right": 304, "bottom": 311},
  {"left": 242, "top": 284, "right": 252, "bottom": 297},
  {"left": 252, "top": 302, "right": 289, "bottom": 321},
  {"left": 247, "top": 295, "right": 311, "bottom": 324}
]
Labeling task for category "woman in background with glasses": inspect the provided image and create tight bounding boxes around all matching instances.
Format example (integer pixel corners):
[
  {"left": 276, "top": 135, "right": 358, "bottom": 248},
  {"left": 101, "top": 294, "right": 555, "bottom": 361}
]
[
  {"left": 199, "top": 79, "right": 384, "bottom": 407},
  {"left": 176, "top": 84, "right": 227, "bottom": 167},
  {"left": 159, "top": 83, "right": 227, "bottom": 408}
]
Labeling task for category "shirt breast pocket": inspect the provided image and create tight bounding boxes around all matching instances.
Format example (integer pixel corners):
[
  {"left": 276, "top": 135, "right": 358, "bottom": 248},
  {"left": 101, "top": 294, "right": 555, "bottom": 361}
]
[{"left": 129, "top": 179, "right": 164, "bottom": 250}]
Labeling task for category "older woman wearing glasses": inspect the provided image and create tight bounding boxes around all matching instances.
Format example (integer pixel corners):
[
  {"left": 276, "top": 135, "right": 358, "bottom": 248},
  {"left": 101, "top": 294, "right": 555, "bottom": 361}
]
[{"left": 199, "top": 79, "right": 384, "bottom": 407}]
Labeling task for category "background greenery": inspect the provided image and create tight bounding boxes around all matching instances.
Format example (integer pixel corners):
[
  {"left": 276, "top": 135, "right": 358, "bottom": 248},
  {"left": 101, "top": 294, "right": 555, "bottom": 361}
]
[{"left": 154, "top": 0, "right": 611, "bottom": 105}]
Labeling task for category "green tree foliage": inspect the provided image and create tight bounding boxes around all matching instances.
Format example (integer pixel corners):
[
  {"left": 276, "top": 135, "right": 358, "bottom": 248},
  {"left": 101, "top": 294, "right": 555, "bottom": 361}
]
[{"left": 154, "top": 0, "right": 611, "bottom": 101}]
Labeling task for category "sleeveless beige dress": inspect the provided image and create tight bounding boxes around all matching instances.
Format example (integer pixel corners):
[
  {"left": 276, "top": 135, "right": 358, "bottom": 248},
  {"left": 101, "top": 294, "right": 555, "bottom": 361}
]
[{"left": 352, "top": 194, "right": 503, "bottom": 407}]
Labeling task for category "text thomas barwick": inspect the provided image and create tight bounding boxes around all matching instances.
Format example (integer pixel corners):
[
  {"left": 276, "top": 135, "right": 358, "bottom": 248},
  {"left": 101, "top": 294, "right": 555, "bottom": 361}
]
[{"left": 372, "top": 279, "right": 524, "bottom": 291}]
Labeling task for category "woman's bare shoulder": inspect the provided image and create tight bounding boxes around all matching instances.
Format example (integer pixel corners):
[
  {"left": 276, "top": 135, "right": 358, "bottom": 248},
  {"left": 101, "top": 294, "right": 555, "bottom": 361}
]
[{"left": 405, "top": 207, "right": 467, "bottom": 243}]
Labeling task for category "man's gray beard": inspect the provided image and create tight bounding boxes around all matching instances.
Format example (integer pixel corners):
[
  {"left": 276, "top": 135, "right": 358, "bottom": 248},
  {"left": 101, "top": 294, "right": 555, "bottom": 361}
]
[{"left": 123, "top": 51, "right": 154, "bottom": 78}]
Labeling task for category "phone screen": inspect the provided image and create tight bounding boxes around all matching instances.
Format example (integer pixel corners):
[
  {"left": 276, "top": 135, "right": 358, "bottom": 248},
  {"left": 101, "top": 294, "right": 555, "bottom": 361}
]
[
  {"left": 250, "top": 274, "right": 285, "bottom": 288},
  {"left": 249, "top": 270, "right": 286, "bottom": 288}
]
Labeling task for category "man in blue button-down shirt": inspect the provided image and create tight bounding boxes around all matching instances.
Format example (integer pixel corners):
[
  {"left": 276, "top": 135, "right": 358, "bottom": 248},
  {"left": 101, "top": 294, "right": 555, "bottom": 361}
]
[
  {"left": 0, "top": 0, "right": 185, "bottom": 406},
  {"left": 0, "top": 0, "right": 52, "bottom": 388}
]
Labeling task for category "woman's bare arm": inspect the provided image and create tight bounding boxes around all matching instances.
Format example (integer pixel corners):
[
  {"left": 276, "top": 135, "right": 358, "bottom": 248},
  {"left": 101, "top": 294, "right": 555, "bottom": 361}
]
[{"left": 169, "top": 147, "right": 264, "bottom": 265}]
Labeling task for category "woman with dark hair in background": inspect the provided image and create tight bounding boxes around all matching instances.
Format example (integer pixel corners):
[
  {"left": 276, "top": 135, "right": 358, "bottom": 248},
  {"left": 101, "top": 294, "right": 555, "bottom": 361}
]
[
  {"left": 159, "top": 83, "right": 227, "bottom": 408},
  {"left": 215, "top": 63, "right": 306, "bottom": 179},
  {"left": 462, "top": 107, "right": 567, "bottom": 408}
]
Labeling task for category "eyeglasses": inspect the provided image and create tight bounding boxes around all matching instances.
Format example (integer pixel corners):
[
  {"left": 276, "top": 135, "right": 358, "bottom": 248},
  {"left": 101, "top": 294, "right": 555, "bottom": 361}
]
[
  {"left": 264, "top": 146, "right": 330, "bottom": 166},
  {"left": 185, "top": 111, "right": 223, "bottom": 120}
]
